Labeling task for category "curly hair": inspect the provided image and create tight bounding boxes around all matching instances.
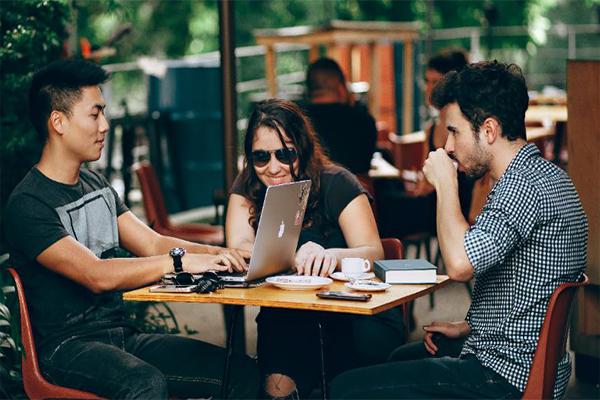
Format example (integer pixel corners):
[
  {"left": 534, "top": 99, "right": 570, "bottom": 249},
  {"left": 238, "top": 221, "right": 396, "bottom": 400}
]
[
  {"left": 430, "top": 60, "right": 528, "bottom": 141},
  {"left": 237, "top": 98, "right": 332, "bottom": 231}
]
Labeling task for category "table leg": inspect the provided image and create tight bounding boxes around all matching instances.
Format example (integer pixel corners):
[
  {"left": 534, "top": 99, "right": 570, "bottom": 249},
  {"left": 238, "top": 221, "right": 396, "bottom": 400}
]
[
  {"left": 317, "top": 321, "right": 328, "bottom": 400},
  {"left": 221, "top": 305, "right": 242, "bottom": 399}
]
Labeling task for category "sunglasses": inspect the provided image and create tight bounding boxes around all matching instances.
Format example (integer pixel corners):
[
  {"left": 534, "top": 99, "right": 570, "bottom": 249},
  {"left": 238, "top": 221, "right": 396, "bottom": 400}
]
[
  {"left": 251, "top": 148, "right": 298, "bottom": 167},
  {"left": 169, "top": 271, "right": 224, "bottom": 293},
  {"left": 172, "top": 272, "right": 196, "bottom": 285}
]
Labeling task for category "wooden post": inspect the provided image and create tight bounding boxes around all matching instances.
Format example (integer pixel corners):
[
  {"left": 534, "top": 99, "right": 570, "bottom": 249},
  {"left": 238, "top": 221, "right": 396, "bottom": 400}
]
[
  {"left": 265, "top": 45, "right": 277, "bottom": 96},
  {"left": 567, "top": 60, "right": 600, "bottom": 384},
  {"left": 368, "top": 42, "right": 380, "bottom": 119},
  {"left": 338, "top": 44, "right": 352, "bottom": 82},
  {"left": 326, "top": 43, "right": 337, "bottom": 60},
  {"left": 309, "top": 45, "right": 320, "bottom": 62},
  {"left": 402, "top": 40, "right": 414, "bottom": 134}
]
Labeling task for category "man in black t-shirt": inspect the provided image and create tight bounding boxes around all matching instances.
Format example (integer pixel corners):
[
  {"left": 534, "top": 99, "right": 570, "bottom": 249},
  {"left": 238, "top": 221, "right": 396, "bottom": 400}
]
[
  {"left": 4, "top": 60, "right": 258, "bottom": 399},
  {"left": 303, "top": 58, "right": 377, "bottom": 175}
]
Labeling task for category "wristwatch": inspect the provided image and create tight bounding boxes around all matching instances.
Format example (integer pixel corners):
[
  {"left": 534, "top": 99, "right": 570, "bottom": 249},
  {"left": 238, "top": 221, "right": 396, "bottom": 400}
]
[{"left": 169, "top": 247, "right": 186, "bottom": 273}]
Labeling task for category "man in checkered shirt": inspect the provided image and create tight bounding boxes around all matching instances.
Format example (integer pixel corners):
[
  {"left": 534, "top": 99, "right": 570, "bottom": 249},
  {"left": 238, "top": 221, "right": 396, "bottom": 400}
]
[{"left": 330, "top": 61, "right": 588, "bottom": 399}]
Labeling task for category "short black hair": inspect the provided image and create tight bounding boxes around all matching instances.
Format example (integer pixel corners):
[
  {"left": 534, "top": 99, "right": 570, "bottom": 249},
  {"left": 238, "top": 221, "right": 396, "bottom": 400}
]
[
  {"left": 427, "top": 49, "right": 468, "bottom": 74},
  {"left": 28, "top": 59, "right": 110, "bottom": 143},
  {"left": 306, "top": 57, "right": 346, "bottom": 96},
  {"left": 431, "top": 60, "right": 528, "bottom": 141}
]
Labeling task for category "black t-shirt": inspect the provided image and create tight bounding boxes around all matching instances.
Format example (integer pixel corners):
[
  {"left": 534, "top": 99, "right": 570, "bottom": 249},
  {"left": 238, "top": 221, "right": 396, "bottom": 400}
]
[
  {"left": 303, "top": 103, "right": 377, "bottom": 175},
  {"left": 231, "top": 165, "right": 367, "bottom": 249},
  {"left": 4, "top": 167, "right": 131, "bottom": 350}
]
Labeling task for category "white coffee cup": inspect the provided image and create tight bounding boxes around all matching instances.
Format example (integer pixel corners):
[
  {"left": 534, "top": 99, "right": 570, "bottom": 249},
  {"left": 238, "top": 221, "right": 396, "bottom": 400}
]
[{"left": 341, "top": 258, "right": 371, "bottom": 280}]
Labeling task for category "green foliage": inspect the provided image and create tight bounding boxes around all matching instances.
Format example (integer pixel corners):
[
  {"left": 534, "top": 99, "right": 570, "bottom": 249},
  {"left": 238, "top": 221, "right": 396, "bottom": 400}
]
[
  {"left": 125, "top": 301, "right": 197, "bottom": 336},
  {"left": 0, "top": 0, "right": 70, "bottom": 252},
  {"left": 0, "top": 257, "right": 24, "bottom": 399}
]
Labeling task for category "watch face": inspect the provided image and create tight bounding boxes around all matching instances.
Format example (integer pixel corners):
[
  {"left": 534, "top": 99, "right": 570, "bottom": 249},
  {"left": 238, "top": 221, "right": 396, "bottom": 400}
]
[{"left": 170, "top": 247, "right": 186, "bottom": 257}]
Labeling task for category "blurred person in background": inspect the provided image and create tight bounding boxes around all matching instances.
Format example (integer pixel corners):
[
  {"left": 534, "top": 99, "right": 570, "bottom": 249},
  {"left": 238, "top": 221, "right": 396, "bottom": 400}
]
[{"left": 302, "top": 57, "right": 377, "bottom": 176}]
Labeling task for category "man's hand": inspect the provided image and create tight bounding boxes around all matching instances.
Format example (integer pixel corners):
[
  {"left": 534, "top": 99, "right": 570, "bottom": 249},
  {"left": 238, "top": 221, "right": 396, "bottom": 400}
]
[
  {"left": 422, "top": 148, "right": 457, "bottom": 190},
  {"left": 183, "top": 253, "right": 236, "bottom": 274},
  {"left": 422, "top": 320, "right": 471, "bottom": 355},
  {"left": 295, "top": 241, "right": 338, "bottom": 277},
  {"left": 214, "top": 247, "right": 250, "bottom": 272}
]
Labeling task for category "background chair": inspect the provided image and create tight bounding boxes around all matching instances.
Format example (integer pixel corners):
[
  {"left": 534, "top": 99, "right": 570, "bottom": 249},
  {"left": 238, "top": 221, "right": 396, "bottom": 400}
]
[
  {"left": 7, "top": 268, "right": 103, "bottom": 399},
  {"left": 522, "top": 273, "right": 589, "bottom": 399},
  {"left": 134, "top": 161, "right": 224, "bottom": 245},
  {"left": 380, "top": 238, "right": 413, "bottom": 337}
]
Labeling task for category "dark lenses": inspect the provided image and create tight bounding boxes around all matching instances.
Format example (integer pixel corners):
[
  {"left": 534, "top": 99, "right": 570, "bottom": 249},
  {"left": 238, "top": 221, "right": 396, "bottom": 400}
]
[
  {"left": 252, "top": 148, "right": 298, "bottom": 167},
  {"left": 251, "top": 150, "right": 271, "bottom": 166}
]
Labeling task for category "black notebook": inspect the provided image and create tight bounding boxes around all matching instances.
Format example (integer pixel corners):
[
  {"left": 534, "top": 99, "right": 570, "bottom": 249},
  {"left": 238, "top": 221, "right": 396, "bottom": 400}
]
[{"left": 374, "top": 259, "right": 437, "bottom": 284}]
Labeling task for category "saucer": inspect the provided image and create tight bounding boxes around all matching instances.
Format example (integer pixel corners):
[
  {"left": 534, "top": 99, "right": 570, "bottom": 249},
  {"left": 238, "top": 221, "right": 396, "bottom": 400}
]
[
  {"left": 330, "top": 272, "right": 376, "bottom": 282},
  {"left": 266, "top": 276, "right": 332, "bottom": 290},
  {"left": 345, "top": 280, "right": 391, "bottom": 292}
]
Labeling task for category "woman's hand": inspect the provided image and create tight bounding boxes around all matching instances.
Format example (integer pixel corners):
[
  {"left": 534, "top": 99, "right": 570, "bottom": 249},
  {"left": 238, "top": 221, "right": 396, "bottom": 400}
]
[
  {"left": 422, "top": 320, "right": 471, "bottom": 355},
  {"left": 294, "top": 241, "right": 338, "bottom": 277}
]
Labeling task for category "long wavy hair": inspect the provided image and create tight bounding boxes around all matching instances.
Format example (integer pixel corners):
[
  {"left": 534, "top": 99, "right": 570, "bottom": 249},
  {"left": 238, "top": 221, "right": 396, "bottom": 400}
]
[{"left": 237, "top": 98, "right": 332, "bottom": 231}]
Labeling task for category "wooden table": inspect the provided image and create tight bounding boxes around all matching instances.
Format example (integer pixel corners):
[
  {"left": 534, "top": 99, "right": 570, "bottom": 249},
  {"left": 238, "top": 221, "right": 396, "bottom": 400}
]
[
  {"left": 124, "top": 276, "right": 449, "bottom": 315},
  {"left": 526, "top": 105, "right": 568, "bottom": 124},
  {"left": 124, "top": 276, "right": 450, "bottom": 398}
]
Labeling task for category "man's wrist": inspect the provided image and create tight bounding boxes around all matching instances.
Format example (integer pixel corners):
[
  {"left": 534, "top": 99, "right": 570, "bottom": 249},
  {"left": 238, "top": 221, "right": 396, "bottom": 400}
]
[{"left": 169, "top": 247, "right": 186, "bottom": 272}]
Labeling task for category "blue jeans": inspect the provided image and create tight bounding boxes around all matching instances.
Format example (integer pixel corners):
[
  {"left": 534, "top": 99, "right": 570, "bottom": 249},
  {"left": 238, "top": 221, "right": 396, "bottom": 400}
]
[
  {"left": 39, "top": 327, "right": 259, "bottom": 399},
  {"left": 330, "top": 355, "right": 522, "bottom": 399},
  {"left": 330, "top": 335, "right": 521, "bottom": 399}
]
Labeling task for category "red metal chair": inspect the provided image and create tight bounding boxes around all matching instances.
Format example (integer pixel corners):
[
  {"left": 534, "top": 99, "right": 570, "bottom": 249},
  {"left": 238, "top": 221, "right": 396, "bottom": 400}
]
[
  {"left": 380, "top": 238, "right": 412, "bottom": 337},
  {"left": 134, "top": 161, "right": 224, "bottom": 245},
  {"left": 522, "top": 273, "right": 589, "bottom": 399},
  {"left": 7, "top": 267, "right": 103, "bottom": 399}
]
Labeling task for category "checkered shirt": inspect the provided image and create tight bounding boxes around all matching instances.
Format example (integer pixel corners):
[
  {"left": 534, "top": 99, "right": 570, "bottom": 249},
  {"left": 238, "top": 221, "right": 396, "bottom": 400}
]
[{"left": 461, "top": 144, "right": 588, "bottom": 398}]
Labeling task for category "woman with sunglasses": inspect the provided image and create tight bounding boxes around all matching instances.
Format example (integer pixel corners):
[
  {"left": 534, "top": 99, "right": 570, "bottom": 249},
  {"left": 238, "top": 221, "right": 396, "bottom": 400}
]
[{"left": 226, "top": 99, "right": 405, "bottom": 399}]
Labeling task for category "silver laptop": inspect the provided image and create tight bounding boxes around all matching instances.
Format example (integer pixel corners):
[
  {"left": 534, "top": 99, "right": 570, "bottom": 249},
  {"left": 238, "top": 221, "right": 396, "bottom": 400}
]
[
  {"left": 221, "top": 179, "right": 311, "bottom": 285},
  {"left": 164, "top": 180, "right": 311, "bottom": 286}
]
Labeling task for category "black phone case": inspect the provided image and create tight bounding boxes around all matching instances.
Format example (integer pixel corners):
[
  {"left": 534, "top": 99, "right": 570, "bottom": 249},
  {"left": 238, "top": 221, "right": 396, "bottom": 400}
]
[{"left": 316, "top": 291, "right": 372, "bottom": 301}]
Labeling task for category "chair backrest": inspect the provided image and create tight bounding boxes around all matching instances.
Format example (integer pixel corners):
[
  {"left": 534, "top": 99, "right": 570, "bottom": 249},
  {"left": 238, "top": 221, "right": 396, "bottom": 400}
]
[
  {"left": 134, "top": 161, "right": 170, "bottom": 230},
  {"left": 522, "top": 273, "right": 589, "bottom": 399},
  {"left": 7, "top": 268, "right": 101, "bottom": 399},
  {"left": 381, "top": 238, "right": 404, "bottom": 259}
]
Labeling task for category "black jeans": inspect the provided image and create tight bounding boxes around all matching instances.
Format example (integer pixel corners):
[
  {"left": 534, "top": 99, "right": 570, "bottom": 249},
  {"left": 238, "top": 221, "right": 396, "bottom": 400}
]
[
  {"left": 330, "top": 337, "right": 521, "bottom": 399},
  {"left": 39, "top": 327, "right": 259, "bottom": 399},
  {"left": 256, "top": 307, "right": 405, "bottom": 398}
]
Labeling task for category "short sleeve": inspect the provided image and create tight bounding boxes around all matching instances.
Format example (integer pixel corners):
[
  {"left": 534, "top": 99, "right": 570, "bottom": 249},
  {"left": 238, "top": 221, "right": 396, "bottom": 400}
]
[
  {"left": 464, "top": 172, "right": 540, "bottom": 275},
  {"left": 321, "top": 167, "right": 368, "bottom": 223},
  {"left": 230, "top": 173, "right": 244, "bottom": 196},
  {"left": 4, "top": 194, "right": 69, "bottom": 261}
]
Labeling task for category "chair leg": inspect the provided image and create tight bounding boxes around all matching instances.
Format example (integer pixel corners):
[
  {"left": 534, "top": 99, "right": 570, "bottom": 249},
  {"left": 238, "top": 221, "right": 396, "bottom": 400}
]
[
  {"left": 429, "top": 238, "right": 441, "bottom": 309},
  {"left": 221, "top": 305, "right": 242, "bottom": 399}
]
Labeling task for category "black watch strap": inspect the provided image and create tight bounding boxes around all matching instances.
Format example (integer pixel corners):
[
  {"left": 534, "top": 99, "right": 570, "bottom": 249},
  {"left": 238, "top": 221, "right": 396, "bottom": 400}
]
[
  {"left": 173, "top": 255, "right": 183, "bottom": 273},
  {"left": 169, "top": 247, "right": 186, "bottom": 273}
]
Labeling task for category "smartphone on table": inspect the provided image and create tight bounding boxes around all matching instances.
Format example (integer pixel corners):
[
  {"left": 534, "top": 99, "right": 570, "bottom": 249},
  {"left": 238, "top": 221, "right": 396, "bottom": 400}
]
[
  {"left": 316, "top": 291, "right": 372, "bottom": 301},
  {"left": 149, "top": 284, "right": 200, "bottom": 293}
]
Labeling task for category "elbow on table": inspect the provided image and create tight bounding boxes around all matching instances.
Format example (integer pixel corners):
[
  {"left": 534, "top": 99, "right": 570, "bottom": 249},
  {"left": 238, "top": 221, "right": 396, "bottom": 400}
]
[{"left": 446, "top": 259, "right": 474, "bottom": 282}]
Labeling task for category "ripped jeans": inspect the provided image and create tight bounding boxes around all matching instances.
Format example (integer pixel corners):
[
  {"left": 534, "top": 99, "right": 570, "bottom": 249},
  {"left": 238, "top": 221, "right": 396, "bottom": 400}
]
[
  {"left": 39, "top": 327, "right": 259, "bottom": 399},
  {"left": 329, "top": 354, "right": 522, "bottom": 399}
]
